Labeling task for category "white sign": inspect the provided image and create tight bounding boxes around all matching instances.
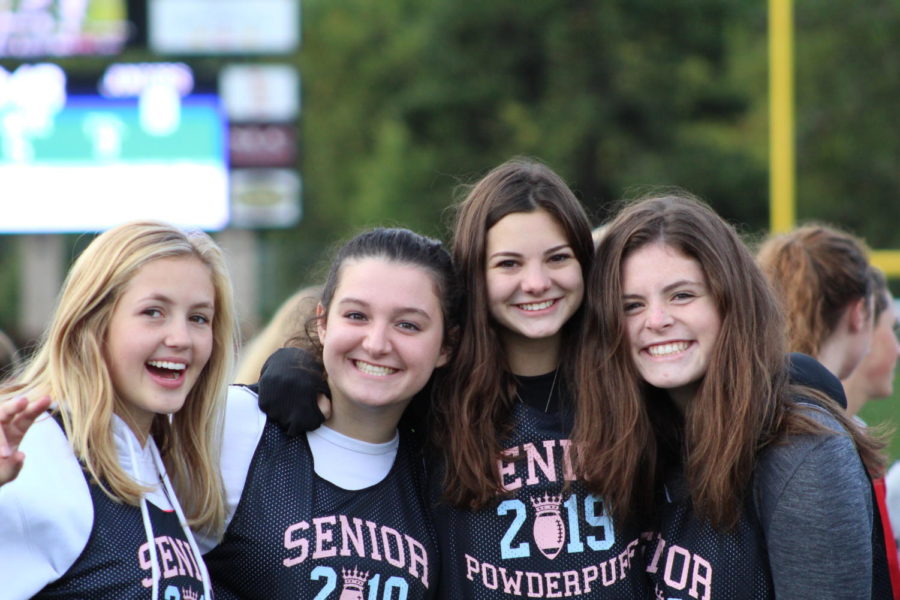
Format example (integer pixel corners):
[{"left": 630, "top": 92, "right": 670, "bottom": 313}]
[{"left": 149, "top": 0, "right": 300, "bottom": 55}]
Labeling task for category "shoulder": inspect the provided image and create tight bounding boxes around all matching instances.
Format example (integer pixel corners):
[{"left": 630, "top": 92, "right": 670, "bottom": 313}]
[
  {"left": 199, "top": 385, "right": 268, "bottom": 553},
  {"left": 755, "top": 403, "right": 870, "bottom": 531},
  {"left": 0, "top": 414, "right": 93, "bottom": 597},
  {"left": 225, "top": 384, "right": 266, "bottom": 429},
  {"left": 223, "top": 385, "right": 268, "bottom": 455},
  {"left": 754, "top": 404, "right": 874, "bottom": 597},
  {"left": 787, "top": 352, "right": 847, "bottom": 409}
]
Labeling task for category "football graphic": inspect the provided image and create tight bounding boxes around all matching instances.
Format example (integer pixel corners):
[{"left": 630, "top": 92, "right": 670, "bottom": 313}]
[{"left": 530, "top": 494, "right": 565, "bottom": 560}]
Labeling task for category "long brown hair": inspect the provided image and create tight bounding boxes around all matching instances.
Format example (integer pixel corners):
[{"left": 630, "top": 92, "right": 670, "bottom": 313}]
[
  {"left": 578, "top": 193, "right": 883, "bottom": 529},
  {"left": 432, "top": 157, "right": 594, "bottom": 509}
]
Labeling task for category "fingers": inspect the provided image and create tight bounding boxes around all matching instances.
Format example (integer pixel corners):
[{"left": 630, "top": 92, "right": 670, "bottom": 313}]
[
  {"left": 0, "top": 396, "right": 28, "bottom": 422},
  {"left": 20, "top": 396, "right": 52, "bottom": 422},
  {"left": 0, "top": 396, "right": 51, "bottom": 457},
  {"left": 0, "top": 397, "right": 27, "bottom": 458},
  {"left": 0, "top": 451, "right": 25, "bottom": 485}
]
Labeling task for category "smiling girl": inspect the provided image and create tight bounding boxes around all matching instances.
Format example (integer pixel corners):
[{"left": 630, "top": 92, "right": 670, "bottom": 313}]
[
  {"left": 430, "top": 158, "right": 649, "bottom": 598},
  {"left": 585, "top": 193, "right": 890, "bottom": 599},
  {"left": 0, "top": 221, "right": 238, "bottom": 600},
  {"left": 256, "top": 159, "right": 652, "bottom": 597},
  {"left": 200, "top": 228, "right": 459, "bottom": 599}
]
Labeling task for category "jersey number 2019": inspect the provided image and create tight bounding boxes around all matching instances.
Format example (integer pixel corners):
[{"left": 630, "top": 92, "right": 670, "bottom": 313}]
[{"left": 497, "top": 493, "right": 614, "bottom": 560}]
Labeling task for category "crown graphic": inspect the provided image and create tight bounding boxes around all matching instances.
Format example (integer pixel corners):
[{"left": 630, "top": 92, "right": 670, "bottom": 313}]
[
  {"left": 530, "top": 493, "right": 563, "bottom": 514},
  {"left": 341, "top": 567, "right": 370, "bottom": 590},
  {"left": 181, "top": 588, "right": 199, "bottom": 600}
]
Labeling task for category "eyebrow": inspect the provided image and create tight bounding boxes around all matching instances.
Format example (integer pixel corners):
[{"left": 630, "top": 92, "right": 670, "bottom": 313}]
[
  {"left": 622, "top": 279, "right": 705, "bottom": 298},
  {"left": 488, "top": 243, "right": 572, "bottom": 260},
  {"left": 140, "top": 293, "right": 214, "bottom": 311},
  {"left": 337, "top": 297, "right": 433, "bottom": 320}
]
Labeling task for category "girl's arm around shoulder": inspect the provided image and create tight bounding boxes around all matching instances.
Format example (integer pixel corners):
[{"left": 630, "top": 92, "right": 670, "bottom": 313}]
[
  {"left": 196, "top": 384, "right": 267, "bottom": 553},
  {"left": 755, "top": 407, "right": 873, "bottom": 599},
  {"left": 0, "top": 414, "right": 93, "bottom": 599}
]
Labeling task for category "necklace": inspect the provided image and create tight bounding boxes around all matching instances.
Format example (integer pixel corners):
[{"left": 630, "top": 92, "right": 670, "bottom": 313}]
[{"left": 516, "top": 365, "right": 560, "bottom": 413}]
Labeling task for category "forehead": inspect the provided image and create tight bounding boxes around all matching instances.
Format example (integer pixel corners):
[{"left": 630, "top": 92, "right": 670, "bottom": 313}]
[
  {"left": 332, "top": 257, "right": 443, "bottom": 313},
  {"left": 622, "top": 243, "right": 704, "bottom": 283},
  {"left": 486, "top": 209, "right": 569, "bottom": 251},
  {"left": 120, "top": 255, "right": 214, "bottom": 301}
]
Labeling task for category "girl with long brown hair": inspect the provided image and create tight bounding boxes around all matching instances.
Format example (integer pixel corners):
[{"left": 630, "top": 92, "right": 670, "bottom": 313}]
[
  {"left": 256, "top": 158, "right": 652, "bottom": 597},
  {"left": 584, "top": 193, "right": 890, "bottom": 598},
  {"left": 429, "top": 157, "right": 649, "bottom": 598}
]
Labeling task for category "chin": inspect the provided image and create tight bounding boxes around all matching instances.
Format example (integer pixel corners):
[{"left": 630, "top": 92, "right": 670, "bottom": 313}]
[{"left": 875, "top": 385, "right": 894, "bottom": 399}]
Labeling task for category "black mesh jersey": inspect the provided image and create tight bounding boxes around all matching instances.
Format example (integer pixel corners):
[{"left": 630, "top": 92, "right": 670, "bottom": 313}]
[
  {"left": 642, "top": 471, "right": 774, "bottom": 600},
  {"left": 431, "top": 401, "right": 650, "bottom": 599},
  {"left": 36, "top": 477, "right": 208, "bottom": 600},
  {"left": 204, "top": 420, "right": 439, "bottom": 599}
]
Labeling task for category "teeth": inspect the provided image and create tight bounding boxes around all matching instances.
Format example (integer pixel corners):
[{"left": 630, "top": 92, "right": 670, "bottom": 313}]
[
  {"left": 519, "top": 300, "right": 554, "bottom": 311},
  {"left": 647, "top": 342, "right": 690, "bottom": 357},
  {"left": 355, "top": 361, "right": 396, "bottom": 376},
  {"left": 147, "top": 360, "right": 187, "bottom": 371}
]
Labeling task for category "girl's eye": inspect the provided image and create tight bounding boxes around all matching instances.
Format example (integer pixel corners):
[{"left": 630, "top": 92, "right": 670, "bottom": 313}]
[
  {"left": 191, "top": 314, "right": 211, "bottom": 325},
  {"left": 496, "top": 259, "right": 518, "bottom": 269},
  {"left": 623, "top": 301, "right": 643, "bottom": 314},
  {"left": 549, "top": 253, "right": 572, "bottom": 263},
  {"left": 345, "top": 311, "right": 367, "bottom": 321},
  {"left": 397, "top": 321, "right": 421, "bottom": 332},
  {"left": 672, "top": 291, "right": 696, "bottom": 302},
  {"left": 143, "top": 308, "right": 163, "bottom": 318}
]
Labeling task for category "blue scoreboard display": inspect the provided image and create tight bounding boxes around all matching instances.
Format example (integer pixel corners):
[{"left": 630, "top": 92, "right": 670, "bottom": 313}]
[{"left": 0, "top": 64, "right": 229, "bottom": 233}]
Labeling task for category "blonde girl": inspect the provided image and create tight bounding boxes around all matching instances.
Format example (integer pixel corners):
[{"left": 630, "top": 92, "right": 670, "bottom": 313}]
[{"left": 0, "top": 221, "right": 238, "bottom": 600}]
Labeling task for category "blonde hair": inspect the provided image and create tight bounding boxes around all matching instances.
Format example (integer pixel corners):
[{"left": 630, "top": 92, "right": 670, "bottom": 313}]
[
  {"left": 3, "top": 221, "right": 238, "bottom": 535},
  {"left": 234, "top": 285, "right": 322, "bottom": 384}
]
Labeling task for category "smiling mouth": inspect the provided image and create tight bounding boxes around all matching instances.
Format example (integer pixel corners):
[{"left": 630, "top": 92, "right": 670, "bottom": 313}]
[
  {"left": 646, "top": 341, "right": 690, "bottom": 357},
  {"left": 516, "top": 299, "right": 556, "bottom": 312},
  {"left": 354, "top": 360, "right": 397, "bottom": 376},
  {"left": 147, "top": 360, "right": 187, "bottom": 380}
]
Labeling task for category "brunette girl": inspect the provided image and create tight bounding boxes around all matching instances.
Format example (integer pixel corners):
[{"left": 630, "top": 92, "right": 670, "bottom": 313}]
[
  {"left": 429, "top": 158, "right": 648, "bottom": 598},
  {"left": 0, "top": 221, "right": 238, "bottom": 599},
  {"left": 585, "top": 193, "right": 890, "bottom": 598},
  {"left": 200, "top": 228, "right": 459, "bottom": 599}
]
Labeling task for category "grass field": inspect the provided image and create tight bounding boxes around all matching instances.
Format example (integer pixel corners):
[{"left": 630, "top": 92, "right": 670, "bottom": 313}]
[{"left": 858, "top": 371, "right": 900, "bottom": 464}]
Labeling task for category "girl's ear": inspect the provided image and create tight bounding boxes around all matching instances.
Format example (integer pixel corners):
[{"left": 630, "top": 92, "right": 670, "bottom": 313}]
[
  {"left": 436, "top": 326, "right": 460, "bottom": 368},
  {"left": 315, "top": 303, "right": 327, "bottom": 340},
  {"left": 847, "top": 296, "right": 870, "bottom": 333}
]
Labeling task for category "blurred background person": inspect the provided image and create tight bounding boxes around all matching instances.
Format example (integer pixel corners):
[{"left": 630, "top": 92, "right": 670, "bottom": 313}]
[
  {"left": 757, "top": 223, "right": 875, "bottom": 380},
  {"left": 234, "top": 285, "right": 322, "bottom": 384},
  {"left": 759, "top": 227, "right": 900, "bottom": 595},
  {"left": 842, "top": 267, "right": 900, "bottom": 419}
]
